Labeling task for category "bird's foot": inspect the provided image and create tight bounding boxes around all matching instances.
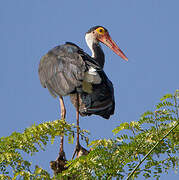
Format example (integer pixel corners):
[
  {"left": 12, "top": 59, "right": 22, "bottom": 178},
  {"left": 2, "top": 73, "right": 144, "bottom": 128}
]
[
  {"left": 72, "top": 143, "right": 89, "bottom": 159},
  {"left": 50, "top": 150, "right": 67, "bottom": 175}
]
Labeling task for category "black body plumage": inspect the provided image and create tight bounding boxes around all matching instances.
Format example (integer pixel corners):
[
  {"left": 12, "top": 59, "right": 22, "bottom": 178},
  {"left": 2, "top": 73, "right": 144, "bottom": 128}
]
[
  {"left": 70, "top": 71, "right": 115, "bottom": 119},
  {"left": 39, "top": 42, "right": 115, "bottom": 119}
]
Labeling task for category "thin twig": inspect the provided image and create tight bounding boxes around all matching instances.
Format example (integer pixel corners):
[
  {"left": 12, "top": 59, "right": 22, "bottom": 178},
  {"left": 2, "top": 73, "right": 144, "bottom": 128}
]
[{"left": 126, "top": 119, "right": 179, "bottom": 180}]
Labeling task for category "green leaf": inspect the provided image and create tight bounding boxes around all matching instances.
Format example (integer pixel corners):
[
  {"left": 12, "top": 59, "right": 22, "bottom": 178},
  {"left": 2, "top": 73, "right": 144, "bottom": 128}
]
[
  {"left": 68, "top": 134, "right": 74, "bottom": 144},
  {"left": 175, "top": 89, "right": 179, "bottom": 99},
  {"left": 160, "top": 94, "right": 173, "bottom": 101},
  {"left": 50, "top": 136, "right": 55, "bottom": 144},
  {"left": 112, "top": 122, "right": 130, "bottom": 135},
  {"left": 35, "top": 166, "right": 42, "bottom": 174}
]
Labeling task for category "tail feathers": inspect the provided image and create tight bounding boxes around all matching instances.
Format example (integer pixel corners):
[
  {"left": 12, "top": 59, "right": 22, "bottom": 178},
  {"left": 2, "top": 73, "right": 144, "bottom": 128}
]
[{"left": 70, "top": 92, "right": 115, "bottom": 119}]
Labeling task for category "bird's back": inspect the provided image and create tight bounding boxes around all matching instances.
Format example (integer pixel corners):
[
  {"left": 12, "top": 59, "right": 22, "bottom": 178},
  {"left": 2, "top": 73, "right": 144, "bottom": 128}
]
[{"left": 38, "top": 43, "right": 87, "bottom": 97}]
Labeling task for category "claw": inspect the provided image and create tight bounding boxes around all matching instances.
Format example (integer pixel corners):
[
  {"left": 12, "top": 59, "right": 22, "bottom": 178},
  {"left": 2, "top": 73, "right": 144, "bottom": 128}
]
[
  {"left": 72, "top": 143, "right": 89, "bottom": 159},
  {"left": 58, "top": 150, "right": 67, "bottom": 161},
  {"left": 50, "top": 151, "right": 67, "bottom": 175}
]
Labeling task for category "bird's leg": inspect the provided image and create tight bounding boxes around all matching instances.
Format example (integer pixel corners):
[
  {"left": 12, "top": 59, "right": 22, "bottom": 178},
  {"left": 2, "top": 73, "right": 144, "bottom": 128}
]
[
  {"left": 58, "top": 96, "right": 66, "bottom": 160},
  {"left": 72, "top": 93, "right": 89, "bottom": 159},
  {"left": 72, "top": 93, "right": 80, "bottom": 159},
  {"left": 59, "top": 96, "right": 66, "bottom": 120},
  {"left": 76, "top": 93, "right": 80, "bottom": 151},
  {"left": 50, "top": 96, "right": 67, "bottom": 175}
]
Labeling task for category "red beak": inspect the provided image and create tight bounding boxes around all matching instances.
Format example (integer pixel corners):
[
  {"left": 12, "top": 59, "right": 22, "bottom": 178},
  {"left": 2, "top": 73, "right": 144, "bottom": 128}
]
[{"left": 98, "top": 33, "right": 128, "bottom": 61}]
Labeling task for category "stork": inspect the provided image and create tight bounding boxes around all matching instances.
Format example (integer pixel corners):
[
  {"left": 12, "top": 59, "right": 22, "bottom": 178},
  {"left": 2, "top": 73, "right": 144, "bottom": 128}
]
[{"left": 38, "top": 26, "right": 128, "bottom": 161}]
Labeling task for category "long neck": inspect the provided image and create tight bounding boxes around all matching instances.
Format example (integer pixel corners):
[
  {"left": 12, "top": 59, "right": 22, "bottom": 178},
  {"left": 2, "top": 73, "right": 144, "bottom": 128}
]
[
  {"left": 92, "top": 43, "right": 105, "bottom": 68},
  {"left": 85, "top": 33, "right": 105, "bottom": 68}
]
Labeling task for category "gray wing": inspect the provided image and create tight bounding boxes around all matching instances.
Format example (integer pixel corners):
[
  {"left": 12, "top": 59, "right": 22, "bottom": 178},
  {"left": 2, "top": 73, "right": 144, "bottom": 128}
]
[{"left": 38, "top": 44, "right": 87, "bottom": 97}]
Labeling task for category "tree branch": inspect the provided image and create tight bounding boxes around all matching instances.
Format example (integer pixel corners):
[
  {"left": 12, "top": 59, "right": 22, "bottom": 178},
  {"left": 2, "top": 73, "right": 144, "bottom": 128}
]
[{"left": 126, "top": 119, "right": 179, "bottom": 180}]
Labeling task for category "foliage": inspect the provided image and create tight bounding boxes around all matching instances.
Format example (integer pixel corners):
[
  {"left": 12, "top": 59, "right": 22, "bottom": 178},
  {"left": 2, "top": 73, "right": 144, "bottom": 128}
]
[
  {"left": 0, "top": 119, "right": 88, "bottom": 179},
  {"left": 0, "top": 90, "right": 179, "bottom": 179}
]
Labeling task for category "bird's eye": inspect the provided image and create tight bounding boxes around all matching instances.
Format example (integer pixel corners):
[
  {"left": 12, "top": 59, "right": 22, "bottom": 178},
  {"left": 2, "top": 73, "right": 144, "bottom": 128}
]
[{"left": 96, "top": 27, "right": 105, "bottom": 34}]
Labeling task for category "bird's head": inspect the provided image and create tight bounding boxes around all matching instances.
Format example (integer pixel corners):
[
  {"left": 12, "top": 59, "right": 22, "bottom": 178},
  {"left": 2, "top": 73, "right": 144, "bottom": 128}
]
[{"left": 85, "top": 26, "right": 128, "bottom": 61}]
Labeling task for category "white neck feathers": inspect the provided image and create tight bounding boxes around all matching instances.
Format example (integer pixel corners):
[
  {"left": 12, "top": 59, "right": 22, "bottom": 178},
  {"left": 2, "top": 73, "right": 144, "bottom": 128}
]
[{"left": 85, "top": 33, "right": 97, "bottom": 58}]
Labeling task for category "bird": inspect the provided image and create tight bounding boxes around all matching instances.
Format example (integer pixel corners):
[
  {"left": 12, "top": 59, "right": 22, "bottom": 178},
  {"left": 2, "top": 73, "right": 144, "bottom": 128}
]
[{"left": 38, "top": 26, "right": 128, "bottom": 162}]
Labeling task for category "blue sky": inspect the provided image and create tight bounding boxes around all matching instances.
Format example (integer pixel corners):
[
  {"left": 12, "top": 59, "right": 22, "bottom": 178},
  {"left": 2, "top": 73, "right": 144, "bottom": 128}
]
[{"left": 0, "top": 0, "right": 178, "bottom": 179}]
